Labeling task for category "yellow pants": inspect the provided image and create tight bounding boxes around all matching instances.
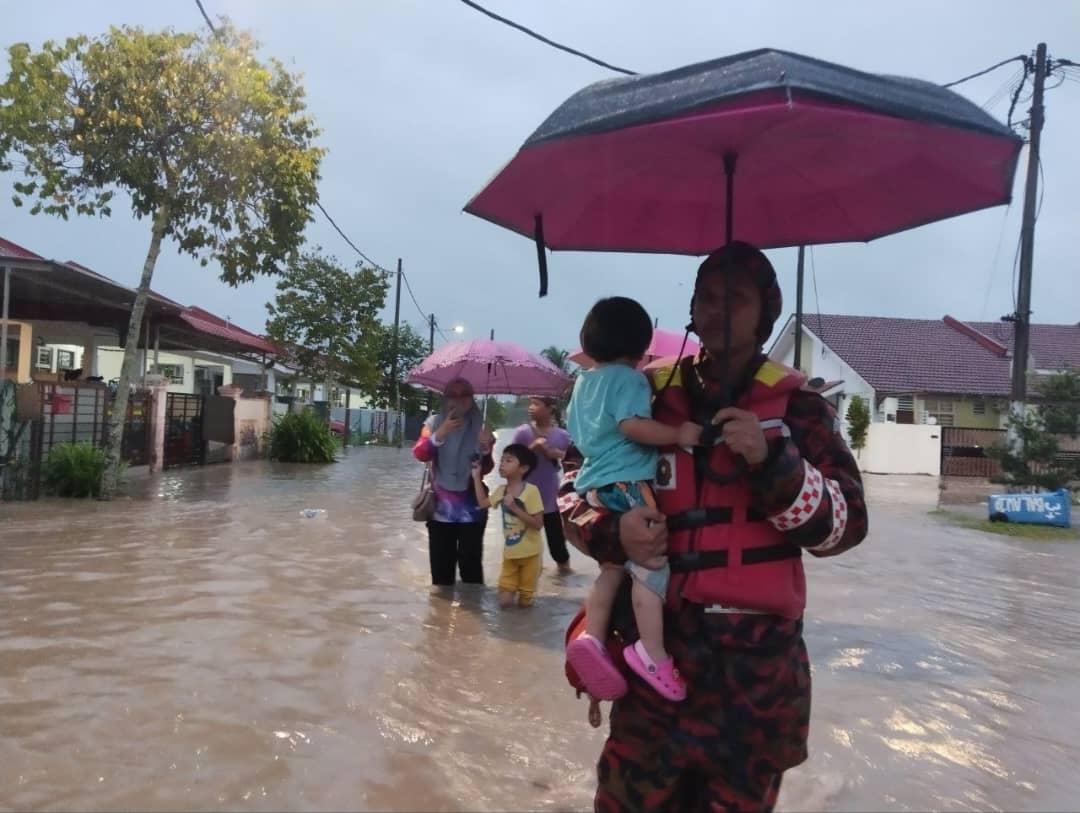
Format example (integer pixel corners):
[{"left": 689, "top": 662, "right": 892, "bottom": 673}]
[{"left": 499, "top": 554, "right": 542, "bottom": 606}]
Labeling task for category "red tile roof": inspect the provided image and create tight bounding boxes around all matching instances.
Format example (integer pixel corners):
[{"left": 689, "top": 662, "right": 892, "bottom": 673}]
[
  {"left": 802, "top": 314, "right": 1080, "bottom": 397},
  {"left": 180, "top": 307, "right": 277, "bottom": 355},
  {"left": 0, "top": 237, "right": 46, "bottom": 261},
  {"left": 967, "top": 320, "right": 1080, "bottom": 371}
]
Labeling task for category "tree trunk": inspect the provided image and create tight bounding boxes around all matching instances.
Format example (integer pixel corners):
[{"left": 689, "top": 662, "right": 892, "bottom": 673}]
[{"left": 100, "top": 201, "right": 170, "bottom": 499}]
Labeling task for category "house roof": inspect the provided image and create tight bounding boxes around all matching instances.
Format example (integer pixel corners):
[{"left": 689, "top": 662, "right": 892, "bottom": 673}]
[
  {"left": 3, "top": 234, "right": 275, "bottom": 359},
  {"left": 793, "top": 314, "right": 1080, "bottom": 397},
  {"left": 178, "top": 307, "right": 277, "bottom": 356},
  {"left": 0, "top": 237, "right": 47, "bottom": 262},
  {"left": 966, "top": 320, "right": 1080, "bottom": 371}
]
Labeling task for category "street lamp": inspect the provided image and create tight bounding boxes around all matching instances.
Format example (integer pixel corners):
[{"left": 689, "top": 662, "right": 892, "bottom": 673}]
[{"left": 453, "top": 325, "right": 465, "bottom": 334}]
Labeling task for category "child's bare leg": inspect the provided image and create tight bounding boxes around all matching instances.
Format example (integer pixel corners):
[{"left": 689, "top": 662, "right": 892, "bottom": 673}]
[
  {"left": 587, "top": 697, "right": 602, "bottom": 728},
  {"left": 498, "top": 590, "right": 515, "bottom": 609},
  {"left": 584, "top": 565, "right": 625, "bottom": 641},
  {"left": 631, "top": 577, "right": 668, "bottom": 662}
]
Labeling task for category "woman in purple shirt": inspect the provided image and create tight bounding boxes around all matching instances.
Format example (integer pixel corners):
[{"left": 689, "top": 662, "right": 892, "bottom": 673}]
[{"left": 512, "top": 396, "right": 573, "bottom": 573}]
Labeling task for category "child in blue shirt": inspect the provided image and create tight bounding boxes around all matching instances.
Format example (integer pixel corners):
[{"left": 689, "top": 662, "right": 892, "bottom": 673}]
[{"left": 566, "top": 297, "right": 701, "bottom": 702}]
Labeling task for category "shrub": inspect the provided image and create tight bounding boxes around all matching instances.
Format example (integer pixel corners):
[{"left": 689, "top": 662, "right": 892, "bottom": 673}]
[
  {"left": 845, "top": 395, "right": 871, "bottom": 458},
  {"left": 269, "top": 409, "right": 337, "bottom": 463},
  {"left": 41, "top": 442, "right": 109, "bottom": 498}
]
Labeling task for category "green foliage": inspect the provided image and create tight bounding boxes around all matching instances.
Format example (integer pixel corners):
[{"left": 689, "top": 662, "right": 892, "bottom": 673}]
[
  {"left": 845, "top": 395, "right": 871, "bottom": 455},
  {"left": 540, "top": 345, "right": 571, "bottom": 374},
  {"left": 931, "top": 509, "right": 1079, "bottom": 541},
  {"left": 0, "top": 25, "right": 325, "bottom": 496},
  {"left": 484, "top": 397, "right": 508, "bottom": 428},
  {"left": 1038, "top": 369, "right": 1080, "bottom": 438},
  {"left": 265, "top": 248, "right": 389, "bottom": 391},
  {"left": 1, "top": 25, "right": 323, "bottom": 280},
  {"left": 989, "top": 410, "right": 1078, "bottom": 492},
  {"left": 269, "top": 409, "right": 337, "bottom": 463},
  {"left": 538, "top": 346, "right": 575, "bottom": 422},
  {"left": 370, "top": 322, "right": 429, "bottom": 415},
  {"left": 41, "top": 442, "right": 109, "bottom": 498}
]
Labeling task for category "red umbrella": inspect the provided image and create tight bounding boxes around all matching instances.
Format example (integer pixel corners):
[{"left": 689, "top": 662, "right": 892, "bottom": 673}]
[{"left": 465, "top": 48, "right": 1022, "bottom": 295}]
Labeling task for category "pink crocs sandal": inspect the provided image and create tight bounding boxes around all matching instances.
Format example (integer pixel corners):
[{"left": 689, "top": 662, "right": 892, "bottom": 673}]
[
  {"left": 566, "top": 633, "right": 628, "bottom": 701},
  {"left": 622, "top": 640, "right": 687, "bottom": 701}
]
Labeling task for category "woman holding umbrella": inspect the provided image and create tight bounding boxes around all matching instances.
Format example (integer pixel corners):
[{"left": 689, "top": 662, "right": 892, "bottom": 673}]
[{"left": 412, "top": 377, "right": 496, "bottom": 587}]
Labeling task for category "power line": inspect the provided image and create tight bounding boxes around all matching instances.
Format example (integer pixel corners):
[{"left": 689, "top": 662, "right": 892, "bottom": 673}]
[
  {"left": 978, "top": 203, "right": 1013, "bottom": 321},
  {"left": 1006, "top": 57, "right": 1032, "bottom": 130},
  {"left": 943, "top": 55, "right": 1028, "bottom": 88},
  {"left": 315, "top": 202, "right": 391, "bottom": 273},
  {"left": 456, "top": 0, "right": 637, "bottom": 76}
]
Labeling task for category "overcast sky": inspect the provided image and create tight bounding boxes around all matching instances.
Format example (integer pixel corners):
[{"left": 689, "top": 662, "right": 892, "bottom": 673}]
[{"left": 3, "top": 1, "right": 1079, "bottom": 355}]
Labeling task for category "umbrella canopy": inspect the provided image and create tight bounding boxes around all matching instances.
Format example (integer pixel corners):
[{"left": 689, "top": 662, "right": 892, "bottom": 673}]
[
  {"left": 465, "top": 47, "right": 1023, "bottom": 292},
  {"left": 406, "top": 338, "right": 572, "bottom": 397},
  {"left": 569, "top": 327, "right": 700, "bottom": 369}
]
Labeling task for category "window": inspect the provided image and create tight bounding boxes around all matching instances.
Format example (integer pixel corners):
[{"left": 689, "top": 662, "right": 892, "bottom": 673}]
[
  {"left": 35, "top": 346, "right": 53, "bottom": 369},
  {"left": 158, "top": 364, "right": 185, "bottom": 384},
  {"left": 923, "top": 397, "right": 955, "bottom": 427},
  {"left": 896, "top": 395, "right": 915, "bottom": 425},
  {"left": 56, "top": 349, "right": 76, "bottom": 370},
  {"left": 972, "top": 398, "right": 986, "bottom": 416},
  {"left": 3, "top": 338, "right": 18, "bottom": 370}
]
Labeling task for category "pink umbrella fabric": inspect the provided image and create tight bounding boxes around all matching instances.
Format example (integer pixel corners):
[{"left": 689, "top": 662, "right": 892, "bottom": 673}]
[
  {"left": 464, "top": 49, "right": 1022, "bottom": 296},
  {"left": 569, "top": 327, "right": 699, "bottom": 369},
  {"left": 406, "top": 339, "right": 571, "bottom": 396}
]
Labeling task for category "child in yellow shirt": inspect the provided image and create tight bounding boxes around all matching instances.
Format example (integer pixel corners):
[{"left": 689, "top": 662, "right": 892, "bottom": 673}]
[{"left": 472, "top": 443, "right": 544, "bottom": 608}]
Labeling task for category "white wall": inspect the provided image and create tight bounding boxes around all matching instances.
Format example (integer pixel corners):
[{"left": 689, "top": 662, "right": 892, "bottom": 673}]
[
  {"left": 769, "top": 317, "right": 877, "bottom": 435},
  {"left": 859, "top": 423, "right": 942, "bottom": 476}
]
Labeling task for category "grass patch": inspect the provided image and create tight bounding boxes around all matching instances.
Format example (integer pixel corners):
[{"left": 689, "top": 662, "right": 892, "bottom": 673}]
[{"left": 930, "top": 509, "right": 1079, "bottom": 541}]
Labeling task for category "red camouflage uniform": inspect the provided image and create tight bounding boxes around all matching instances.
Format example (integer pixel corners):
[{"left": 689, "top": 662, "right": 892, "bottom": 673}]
[{"left": 559, "top": 354, "right": 868, "bottom": 813}]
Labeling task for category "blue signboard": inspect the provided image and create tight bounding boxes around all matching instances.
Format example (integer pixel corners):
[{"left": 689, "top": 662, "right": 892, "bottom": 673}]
[{"left": 987, "top": 489, "right": 1072, "bottom": 528}]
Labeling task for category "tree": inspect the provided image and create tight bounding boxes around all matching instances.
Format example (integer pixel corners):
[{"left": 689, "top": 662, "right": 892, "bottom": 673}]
[
  {"left": 369, "top": 322, "right": 428, "bottom": 415},
  {"left": 265, "top": 248, "right": 389, "bottom": 395},
  {"left": 990, "top": 410, "right": 1078, "bottom": 492},
  {"left": 845, "top": 395, "right": 870, "bottom": 458},
  {"left": 1038, "top": 369, "right": 1080, "bottom": 438},
  {"left": 0, "top": 25, "right": 323, "bottom": 496},
  {"left": 540, "top": 345, "right": 571, "bottom": 374},
  {"left": 483, "top": 397, "right": 508, "bottom": 428}
]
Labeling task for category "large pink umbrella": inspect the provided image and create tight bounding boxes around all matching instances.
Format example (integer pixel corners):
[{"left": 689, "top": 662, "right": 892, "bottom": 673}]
[
  {"left": 569, "top": 327, "right": 699, "bottom": 369},
  {"left": 406, "top": 338, "right": 571, "bottom": 397}
]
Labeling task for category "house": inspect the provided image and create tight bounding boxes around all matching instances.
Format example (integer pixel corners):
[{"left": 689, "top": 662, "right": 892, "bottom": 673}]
[{"left": 770, "top": 313, "right": 1080, "bottom": 432}]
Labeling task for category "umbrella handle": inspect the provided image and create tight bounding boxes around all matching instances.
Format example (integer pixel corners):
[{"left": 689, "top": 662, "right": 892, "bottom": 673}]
[
  {"left": 723, "top": 152, "right": 737, "bottom": 246},
  {"left": 699, "top": 417, "right": 748, "bottom": 484}
]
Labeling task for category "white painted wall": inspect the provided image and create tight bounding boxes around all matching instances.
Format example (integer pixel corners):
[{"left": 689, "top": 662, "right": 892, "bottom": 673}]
[
  {"left": 96, "top": 348, "right": 234, "bottom": 394},
  {"left": 769, "top": 317, "right": 877, "bottom": 436},
  {"left": 859, "top": 423, "right": 942, "bottom": 476}
]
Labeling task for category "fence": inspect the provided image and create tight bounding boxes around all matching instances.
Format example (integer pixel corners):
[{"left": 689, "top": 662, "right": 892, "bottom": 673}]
[
  {"left": 0, "top": 381, "right": 149, "bottom": 500},
  {"left": 330, "top": 407, "right": 405, "bottom": 444},
  {"left": 940, "top": 426, "right": 1080, "bottom": 477}
]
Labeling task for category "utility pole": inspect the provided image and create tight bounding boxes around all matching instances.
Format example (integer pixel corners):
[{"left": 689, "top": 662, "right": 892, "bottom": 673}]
[
  {"left": 793, "top": 246, "right": 805, "bottom": 371},
  {"left": 390, "top": 258, "right": 403, "bottom": 447},
  {"left": 1008, "top": 43, "right": 1048, "bottom": 449}
]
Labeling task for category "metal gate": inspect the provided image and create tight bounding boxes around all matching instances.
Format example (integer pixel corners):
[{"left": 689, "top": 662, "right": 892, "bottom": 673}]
[
  {"left": 940, "top": 426, "right": 1004, "bottom": 477},
  {"left": 164, "top": 393, "right": 205, "bottom": 469}
]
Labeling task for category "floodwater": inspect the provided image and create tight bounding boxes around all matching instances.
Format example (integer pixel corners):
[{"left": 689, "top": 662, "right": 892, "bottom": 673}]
[{"left": 1, "top": 446, "right": 1078, "bottom": 811}]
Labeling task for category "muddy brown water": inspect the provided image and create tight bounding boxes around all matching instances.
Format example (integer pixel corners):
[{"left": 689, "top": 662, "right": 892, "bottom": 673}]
[{"left": 1, "top": 446, "right": 1078, "bottom": 811}]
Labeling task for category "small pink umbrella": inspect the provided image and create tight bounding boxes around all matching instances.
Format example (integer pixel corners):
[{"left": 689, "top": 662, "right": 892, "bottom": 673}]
[
  {"left": 406, "top": 338, "right": 571, "bottom": 397},
  {"left": 569, "top": 327, "right": 699, "bottom": 369}
]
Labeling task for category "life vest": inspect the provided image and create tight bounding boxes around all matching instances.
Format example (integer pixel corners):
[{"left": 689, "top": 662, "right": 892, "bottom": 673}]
[
  {"left": 563, "top": 358, "right": 809, "bottom": 697},
  {"left": 651, "top": 357, "right": 808, "bottom": 619}
]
